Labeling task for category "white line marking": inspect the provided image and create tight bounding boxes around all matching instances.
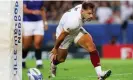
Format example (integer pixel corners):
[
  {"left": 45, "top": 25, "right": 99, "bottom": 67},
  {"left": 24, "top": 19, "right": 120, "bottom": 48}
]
[
  {"left": 55, "top": 73, "right": 133, "bottom": 78},
  {"left": 45, "top": 73, "right": 133, "bottom": 80}
]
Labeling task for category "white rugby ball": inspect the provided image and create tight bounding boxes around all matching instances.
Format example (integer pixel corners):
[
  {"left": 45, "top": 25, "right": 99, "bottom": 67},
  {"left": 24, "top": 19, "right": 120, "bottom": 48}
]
[{"left": 27, "top": 68, "right": 43, "bottom": 80}]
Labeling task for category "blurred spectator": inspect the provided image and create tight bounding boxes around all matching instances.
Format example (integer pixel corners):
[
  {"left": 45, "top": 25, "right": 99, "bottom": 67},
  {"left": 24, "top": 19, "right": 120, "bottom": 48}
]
[
  {"left": 96, "top": 1, "right": 113, "bottom": 24},
  {"left": 43, "top": 1, "right": 133, "bottom": 23},
  {"left": 120, "top": 1, "right": 133, "bottom": 43},
  {"left": 111, "top": 1, "right": 121, "bottom": 24},
  {"left": 120, "top": 1, "right": 133, "bottom": 22},
  {"left": 109, "top": 36, "right": 120, "bottom": 45},
  {"left": 44, "top": 1, "right": 81, "bottom": 21}
]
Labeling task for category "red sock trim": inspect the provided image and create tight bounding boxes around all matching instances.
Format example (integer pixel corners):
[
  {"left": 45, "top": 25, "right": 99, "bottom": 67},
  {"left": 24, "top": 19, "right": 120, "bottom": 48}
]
[{"left": 89, "top": 50, "right": 101, "bottom": 67}]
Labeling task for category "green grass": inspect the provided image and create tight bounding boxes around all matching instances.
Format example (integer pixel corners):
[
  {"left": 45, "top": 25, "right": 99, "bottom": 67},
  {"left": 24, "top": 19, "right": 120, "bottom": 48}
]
[{"left": 23, "top": 59, "right": 133, "bottom": 80}]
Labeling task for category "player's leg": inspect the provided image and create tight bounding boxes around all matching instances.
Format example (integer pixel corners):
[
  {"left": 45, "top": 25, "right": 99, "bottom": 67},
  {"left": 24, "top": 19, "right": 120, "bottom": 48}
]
[
  {"left": 77, "top": 33, "right": 101, "bottom": 73},
  {"left": 76, "top": 32, "right": 111, "bottom": 79},
  {"left": 22, "top": 36, "right": 33, "bottom": 68},
  {"left": 22, "top": 22, "right": 34, "bottom": 68},
  {"left": 50, "top": 12, "right": 72, "bottom": 77},
  {"left": 50, "top": 48, "right": 68, "bottom": 77},
  {"left": 50, "top": 35, "right": 73, "bottom": 77},
  {"left": 33, "top": 20, "right": 44, "bottom": 68},
  {"left": 34, "top": 35, "right": 43, "bottom": 68}
]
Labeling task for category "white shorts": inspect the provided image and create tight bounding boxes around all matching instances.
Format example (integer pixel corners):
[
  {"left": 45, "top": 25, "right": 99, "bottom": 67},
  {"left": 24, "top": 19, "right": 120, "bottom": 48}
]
[
  {"left": 57, "top": 27, "right": 88, "bottom": 49},
  {"left": 23, "top": 20, "right": 44, "bottom": 36}
]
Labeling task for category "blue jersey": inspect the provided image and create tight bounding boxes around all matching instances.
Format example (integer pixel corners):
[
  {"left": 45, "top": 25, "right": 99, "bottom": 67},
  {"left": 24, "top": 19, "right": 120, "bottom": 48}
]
[{"left": 23, "top": 1, "right": 44, "bottom": 21}]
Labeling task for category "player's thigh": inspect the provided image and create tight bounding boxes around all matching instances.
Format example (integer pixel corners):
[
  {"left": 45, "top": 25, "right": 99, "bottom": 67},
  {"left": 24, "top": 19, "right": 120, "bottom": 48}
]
[
  {"left": 33, "top": 20, "right": 44, "bottom": 48},
  {"left": 23, "top": 22, "right": 34, "bottom": 48},
  {"left": 23, "top": 36, "right": 33, "bottom": 48},
  {"left": 58, "top": 35, "right": 73, "bottom": 50},
  {"left": 77, "top": 33, "right": 96, "bottom": 52},
  {"left": 23, "top": 22, "right": 34, "bottom": 36},
  {"left": 34, "top": 20, "right": 44, "bottom": 36},
  {"left": 34, "top": 35, "right": 43, "bottom": 48}
]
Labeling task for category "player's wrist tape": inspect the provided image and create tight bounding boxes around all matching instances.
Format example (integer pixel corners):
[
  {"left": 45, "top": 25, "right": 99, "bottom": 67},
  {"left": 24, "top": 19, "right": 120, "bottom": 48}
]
[{"left": 44, "top": 21, "right": 48, "bottom": 25}]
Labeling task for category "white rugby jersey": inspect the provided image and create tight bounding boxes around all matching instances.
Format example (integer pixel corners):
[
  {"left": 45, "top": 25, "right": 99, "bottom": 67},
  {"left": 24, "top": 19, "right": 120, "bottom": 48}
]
[{"left": 56, "top": 4, "right": 84, "bottom": 37}]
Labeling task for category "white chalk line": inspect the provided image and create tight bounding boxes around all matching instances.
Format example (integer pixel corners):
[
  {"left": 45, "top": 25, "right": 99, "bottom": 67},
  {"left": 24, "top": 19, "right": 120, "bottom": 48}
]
[{"left": 45, "top": 72, "right": 133, "bottom": 80}]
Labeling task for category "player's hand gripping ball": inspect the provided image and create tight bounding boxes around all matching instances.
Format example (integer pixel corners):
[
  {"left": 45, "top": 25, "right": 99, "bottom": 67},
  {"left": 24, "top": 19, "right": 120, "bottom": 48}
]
[{"left": 27, "top": 68, "right": 43, "bottom": 80}]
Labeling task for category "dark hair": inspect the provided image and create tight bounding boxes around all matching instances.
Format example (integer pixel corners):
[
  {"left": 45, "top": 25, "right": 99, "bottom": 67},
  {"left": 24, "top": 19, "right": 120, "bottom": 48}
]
[{"left": 82, "top": 2, "right": 95, "bottom": 10}]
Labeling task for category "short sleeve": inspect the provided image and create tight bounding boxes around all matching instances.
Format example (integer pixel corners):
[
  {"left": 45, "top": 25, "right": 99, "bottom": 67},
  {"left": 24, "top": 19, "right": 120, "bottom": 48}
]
[
  {"left": 23, "top": 1, "right": 28, "bottom": 6},
  {"left": 63, "top": 16, "right": 80, "bottom": 33}
]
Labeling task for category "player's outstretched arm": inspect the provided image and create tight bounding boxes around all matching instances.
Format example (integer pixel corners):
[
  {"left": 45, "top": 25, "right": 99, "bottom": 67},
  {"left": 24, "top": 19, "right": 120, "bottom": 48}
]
[
  {"left": 54, "top": 30, "right": 69, "bottom": 49},
  {"left": 51, "top": 29, "right": 69, "bottom": 59}
]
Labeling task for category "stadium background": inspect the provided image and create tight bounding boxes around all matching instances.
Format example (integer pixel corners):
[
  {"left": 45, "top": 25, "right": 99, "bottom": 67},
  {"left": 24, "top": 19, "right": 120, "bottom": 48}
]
[
  {"left": 26, "top": 1, "right": 133, "bottom": 59},
  {"left": 23, "top": 1, "right": 133, "bottom": 80}
]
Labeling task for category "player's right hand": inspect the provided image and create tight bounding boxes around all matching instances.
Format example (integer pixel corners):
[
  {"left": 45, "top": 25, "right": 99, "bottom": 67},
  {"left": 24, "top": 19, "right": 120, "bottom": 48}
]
[
  {"left": 50, "top": 48, "right": 58, "bottom": 60},
  {"left": 32, "top": 10, "right": 41, "bottom": 15}
]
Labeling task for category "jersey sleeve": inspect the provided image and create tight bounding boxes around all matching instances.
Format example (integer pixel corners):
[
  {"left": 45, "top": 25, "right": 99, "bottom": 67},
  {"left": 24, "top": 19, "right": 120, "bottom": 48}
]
[
  {"left": 63, "top": 15, "right": 80, "bottom": 33},
  {"left": 23, "top": 1, "right": 28, "bottom": 6}
]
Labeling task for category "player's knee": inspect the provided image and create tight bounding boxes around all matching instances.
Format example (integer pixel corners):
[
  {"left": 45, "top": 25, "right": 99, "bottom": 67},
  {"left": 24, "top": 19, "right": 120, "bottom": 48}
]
[
  {"left": 88, "top": 47, "right": 96, "bottom": 52},
  {"left": 34, "top": 45, "right": 41, "bottom": 49},
  {"left": 86, "top": 43, "right": 96, "bottom": 52},
  {"left": 34, "top": 42, "right": 42, "bottom": 49},
  {"left": 23, "top": 43, "right": 31, "bottom": 49}
]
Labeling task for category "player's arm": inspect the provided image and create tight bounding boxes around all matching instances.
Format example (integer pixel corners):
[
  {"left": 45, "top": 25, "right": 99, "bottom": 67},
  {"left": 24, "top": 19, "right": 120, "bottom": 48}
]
[
  {"left": 23, "top": 4, "right": 33, "bottom": 14},
  {"left": 23, "top": 1, "right": 41, "bottom": 15},
  {"left": 40, "top": 3, "right": 48, "bottom": 30},
  {"left": 40, "top": 6, "right": 47, "bottom": 24},
  {"left": 51, "top": 29, "right": 69, "bottom": 60},
  {"left": 52, "top": 15, "right": 77, "bottom": 55},
  {"left": 54, "top": 17, "right": 79, "bottom": 49},
  {"left": 51, "top": 29, "right": 68, "bottom": 56},
  {"left": 54, "top": 29, "right": 69, "bottom": 49}
]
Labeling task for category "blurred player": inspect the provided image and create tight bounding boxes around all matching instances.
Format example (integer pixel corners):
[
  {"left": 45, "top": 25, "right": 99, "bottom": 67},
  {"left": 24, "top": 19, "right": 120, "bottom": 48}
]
[
  {"left": 50, "top": 2, "right": 111, "bottom": 80},
  {"left": 22, "top": 1, "right": 48, "bottom": 69}
]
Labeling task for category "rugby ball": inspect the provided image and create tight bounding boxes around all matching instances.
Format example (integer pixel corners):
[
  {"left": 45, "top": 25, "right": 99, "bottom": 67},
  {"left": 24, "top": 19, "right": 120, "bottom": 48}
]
[{"left": 27, "top": 68, "right": 43, "bottom": 80}]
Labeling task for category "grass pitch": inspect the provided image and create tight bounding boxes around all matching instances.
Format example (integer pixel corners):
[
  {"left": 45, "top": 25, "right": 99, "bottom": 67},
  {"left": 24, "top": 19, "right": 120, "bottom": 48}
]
[{"left": 23, "top": 59, "right": 133, "bottom": 80}]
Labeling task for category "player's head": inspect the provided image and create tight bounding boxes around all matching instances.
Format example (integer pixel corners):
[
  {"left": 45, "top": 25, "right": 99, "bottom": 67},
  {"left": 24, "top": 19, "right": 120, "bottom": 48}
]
[{"left": 81, "top": 2, "right": 95, "bottom": 21}]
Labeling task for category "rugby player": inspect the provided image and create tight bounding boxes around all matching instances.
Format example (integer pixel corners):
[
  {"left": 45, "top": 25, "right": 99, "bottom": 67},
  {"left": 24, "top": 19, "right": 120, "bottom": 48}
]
[
  {"left": 50, "top": 2, "right": 111, "bottom": 80},
  {"left": 23, "top": 1, "right": 48, "bottom": 69}
]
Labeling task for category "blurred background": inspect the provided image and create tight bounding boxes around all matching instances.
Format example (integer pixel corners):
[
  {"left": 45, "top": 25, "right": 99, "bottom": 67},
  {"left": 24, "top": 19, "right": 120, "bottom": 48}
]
[{"left": 27, "top": 1, "right": 133, "bottom": 60}]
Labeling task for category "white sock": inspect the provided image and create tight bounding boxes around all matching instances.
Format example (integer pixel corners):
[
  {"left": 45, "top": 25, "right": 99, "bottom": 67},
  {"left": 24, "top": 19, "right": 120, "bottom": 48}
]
[
  {"left": 95, "top": 66, "right": 102, "bottom": 76},
  {"left": 36, "top": 60, "right": 43, "bottom": 65},
  {"left": 22, "top": 58, "right": 26, "bottom": 63}
]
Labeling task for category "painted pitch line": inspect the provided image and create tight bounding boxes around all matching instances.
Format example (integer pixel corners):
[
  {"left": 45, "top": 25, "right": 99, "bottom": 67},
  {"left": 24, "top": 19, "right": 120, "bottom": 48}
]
[{"left": 46, "top": 72, "right": 133, "bottom": 80}]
